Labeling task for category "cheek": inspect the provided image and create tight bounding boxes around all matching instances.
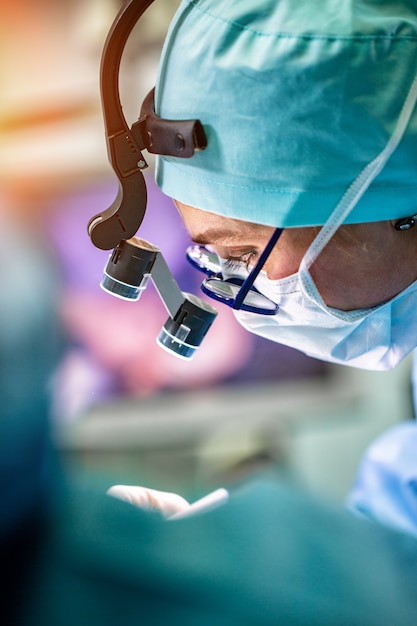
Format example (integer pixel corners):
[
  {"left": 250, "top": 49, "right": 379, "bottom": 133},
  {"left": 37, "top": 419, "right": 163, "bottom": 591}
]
[
  {"left": 264, "top": 239, "right": 311, "bottom": 279},
  {"left": 263, "top": 253, "right": 302, "bottom": 279},
  {"left": 309, "top": 246, "right": 389, "bottom": 310}
]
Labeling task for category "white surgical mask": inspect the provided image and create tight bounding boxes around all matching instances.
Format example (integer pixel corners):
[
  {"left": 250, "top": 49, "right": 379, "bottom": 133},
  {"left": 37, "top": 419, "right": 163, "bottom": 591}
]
[
  {"left": 234, "top": 73, "right": 417, "bottom": 371},
  {"left": 236, "top": 266, "right": 417, "bottom": 371}
]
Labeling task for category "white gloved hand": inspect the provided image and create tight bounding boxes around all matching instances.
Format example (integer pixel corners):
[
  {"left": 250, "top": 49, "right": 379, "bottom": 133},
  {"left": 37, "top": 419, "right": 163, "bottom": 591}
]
[
  {"left": 107, "top": 485, "right": 229, "bottom": 520},
  {"left": 107, "top": 485, "right": 191, "bottom": 519}
]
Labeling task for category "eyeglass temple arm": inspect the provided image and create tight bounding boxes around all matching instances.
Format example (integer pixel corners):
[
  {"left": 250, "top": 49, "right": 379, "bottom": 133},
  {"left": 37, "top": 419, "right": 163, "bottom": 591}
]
[{"left": 233, "top": 228, "right": 283, "bottom": 309}]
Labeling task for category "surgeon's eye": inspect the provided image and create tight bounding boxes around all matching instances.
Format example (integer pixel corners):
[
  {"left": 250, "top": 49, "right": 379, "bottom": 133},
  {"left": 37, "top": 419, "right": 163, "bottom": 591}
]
[
  {"left": 223, "top": 258, "right": 245, "bottom": 272},
  {"left": 223, "top": 251, "right": 257, "bottom": 272}
]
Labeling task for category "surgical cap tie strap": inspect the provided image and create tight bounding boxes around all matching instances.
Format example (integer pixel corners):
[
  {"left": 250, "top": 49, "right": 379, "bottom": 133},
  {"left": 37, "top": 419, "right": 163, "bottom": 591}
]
[{"left": 303, "top": 72, "right": 417, "bottom": 271}]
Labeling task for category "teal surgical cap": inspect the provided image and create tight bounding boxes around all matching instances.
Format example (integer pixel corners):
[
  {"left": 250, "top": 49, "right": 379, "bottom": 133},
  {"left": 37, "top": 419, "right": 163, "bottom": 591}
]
[{"left": 155, "top": 0, "right": 417, "bottom": 227}]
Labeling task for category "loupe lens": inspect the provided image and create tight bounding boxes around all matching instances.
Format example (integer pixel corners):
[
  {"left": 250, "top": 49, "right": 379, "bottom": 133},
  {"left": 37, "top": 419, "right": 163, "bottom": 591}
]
[
  {"left": 157, "top": 293, "right": 217, "bottom": 359},
  {"left": 186, "top": 245, "right": 222, "bottom": 275},
  {"left": 100, "top": 238, "right": 158, "bottom": 301},
  {"left": 202, "top": 277, "right": 278, "bottom": 314},
  {"left": 101, "top": 271, "right": 150, "bottom": 301},
  {"left": 157, "top": 326, "right": 196, "bottom": 360}
]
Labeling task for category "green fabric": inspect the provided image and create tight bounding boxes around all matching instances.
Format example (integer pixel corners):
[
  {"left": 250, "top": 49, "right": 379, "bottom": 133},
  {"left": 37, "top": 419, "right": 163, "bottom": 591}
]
[
  {"left": 155, "top": 0, "right": 417, "bottom": 227},
  {"left": 3, "top": 202, "right": 417, "bottom": 625},
  {"left": 0, "top": 214, "right": 62, "bottom": 538},
  {"left": 21, "top": 477, "right": 417, "bottom": 625}
]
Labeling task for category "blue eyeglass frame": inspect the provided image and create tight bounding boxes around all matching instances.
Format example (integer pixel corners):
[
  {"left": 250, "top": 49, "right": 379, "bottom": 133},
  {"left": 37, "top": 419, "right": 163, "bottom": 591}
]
[{"left": 186, "top": 227, "right": 283, "bottom": 315}]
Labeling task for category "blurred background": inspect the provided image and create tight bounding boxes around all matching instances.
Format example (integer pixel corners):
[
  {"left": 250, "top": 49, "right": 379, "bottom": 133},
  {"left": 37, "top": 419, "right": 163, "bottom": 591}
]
[{"left": 1, "top": 0, "right": 414, "bottom": 503}]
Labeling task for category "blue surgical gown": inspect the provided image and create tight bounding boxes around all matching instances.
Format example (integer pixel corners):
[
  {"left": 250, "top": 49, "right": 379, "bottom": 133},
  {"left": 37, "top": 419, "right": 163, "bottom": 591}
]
[{"left": 348, "top": 351, "right": 417, "bottom": 536}]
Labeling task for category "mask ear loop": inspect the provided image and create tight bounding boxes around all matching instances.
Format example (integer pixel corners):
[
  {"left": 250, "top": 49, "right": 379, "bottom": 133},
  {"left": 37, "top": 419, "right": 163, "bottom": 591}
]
[{"left": 301, "top": 72, "right": 417, "bottom": 273}]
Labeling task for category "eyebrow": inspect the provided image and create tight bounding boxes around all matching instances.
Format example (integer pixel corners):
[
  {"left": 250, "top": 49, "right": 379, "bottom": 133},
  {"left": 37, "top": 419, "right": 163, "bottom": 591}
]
[{"left": 190, "top": 228, "right": 243, "bottom": 246}]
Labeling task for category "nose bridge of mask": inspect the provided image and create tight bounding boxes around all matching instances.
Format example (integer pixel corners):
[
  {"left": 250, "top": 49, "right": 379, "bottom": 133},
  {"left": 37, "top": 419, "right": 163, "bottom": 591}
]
[{"left": 301, "top": 72, "right": 417, "bottom": 277}]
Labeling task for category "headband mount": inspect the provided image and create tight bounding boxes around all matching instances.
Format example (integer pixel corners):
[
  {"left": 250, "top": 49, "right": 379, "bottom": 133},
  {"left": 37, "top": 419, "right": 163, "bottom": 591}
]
[{"left": 88, "top": 0, "right": 207, "bottom": 251}]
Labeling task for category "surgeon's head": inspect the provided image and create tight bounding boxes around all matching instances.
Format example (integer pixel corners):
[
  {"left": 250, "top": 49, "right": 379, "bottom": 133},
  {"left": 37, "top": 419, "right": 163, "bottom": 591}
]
[{"left": 153, "top": 0, "right": 417, "bottom": 370}]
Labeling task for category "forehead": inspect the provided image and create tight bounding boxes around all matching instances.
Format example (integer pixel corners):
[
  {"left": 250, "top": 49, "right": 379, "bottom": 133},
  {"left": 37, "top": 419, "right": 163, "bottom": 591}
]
[{"left": 174, "top": 201, "right": 271, "bottom": 245}]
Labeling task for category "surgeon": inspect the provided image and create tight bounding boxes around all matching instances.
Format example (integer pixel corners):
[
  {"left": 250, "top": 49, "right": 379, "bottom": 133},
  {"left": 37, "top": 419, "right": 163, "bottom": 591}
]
[
  {"left": 154, "top": 0, "right": 417, "bottom": 369},
  {"left": 109, "top": 0, "right": 417, "bottom": 536}
]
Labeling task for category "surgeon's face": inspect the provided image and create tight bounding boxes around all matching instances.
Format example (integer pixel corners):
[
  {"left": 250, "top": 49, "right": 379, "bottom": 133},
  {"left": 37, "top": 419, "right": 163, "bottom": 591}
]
[{"left": 176, "top": 201, "right": 417, "bottom": 311}]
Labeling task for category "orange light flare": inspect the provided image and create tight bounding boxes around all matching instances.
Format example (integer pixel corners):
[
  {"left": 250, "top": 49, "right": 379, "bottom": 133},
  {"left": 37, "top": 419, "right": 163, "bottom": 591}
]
[{"left": 0, "top": 1, "right": 115, "bottom": 215}]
